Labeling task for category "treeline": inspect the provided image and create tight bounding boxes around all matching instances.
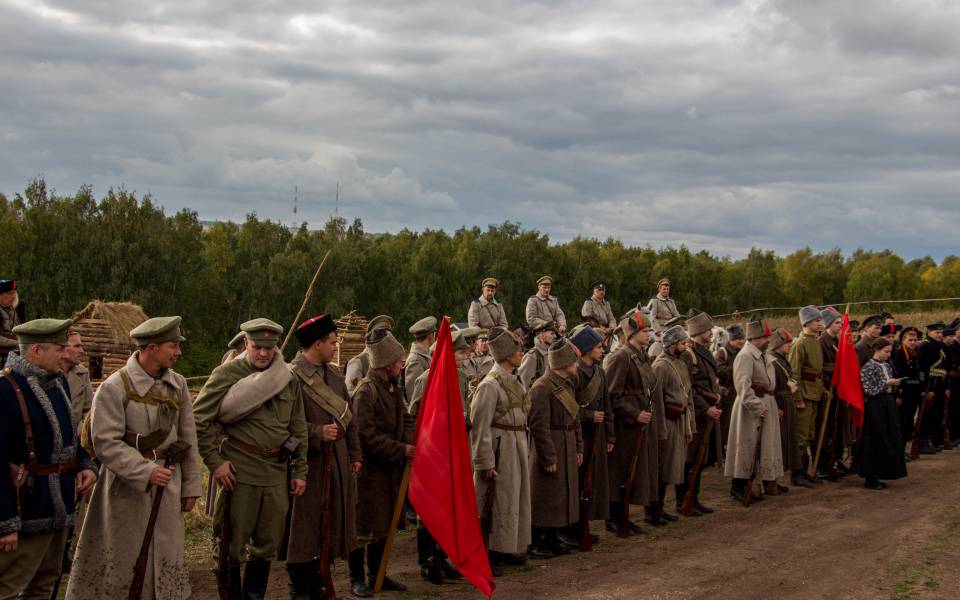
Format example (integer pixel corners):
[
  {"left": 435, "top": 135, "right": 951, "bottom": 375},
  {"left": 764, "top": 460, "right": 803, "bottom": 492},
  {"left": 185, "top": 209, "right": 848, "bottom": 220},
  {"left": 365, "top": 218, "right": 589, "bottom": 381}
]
[{"left": 2, "top": 179, "right": 959, "bottom": 374}]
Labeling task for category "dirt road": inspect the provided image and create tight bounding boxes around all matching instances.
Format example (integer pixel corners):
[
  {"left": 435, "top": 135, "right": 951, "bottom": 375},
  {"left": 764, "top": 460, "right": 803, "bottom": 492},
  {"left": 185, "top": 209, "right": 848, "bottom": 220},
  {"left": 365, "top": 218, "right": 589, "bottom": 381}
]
[{"left": 188, "top": 449, "right": 960, "bottom": 599}]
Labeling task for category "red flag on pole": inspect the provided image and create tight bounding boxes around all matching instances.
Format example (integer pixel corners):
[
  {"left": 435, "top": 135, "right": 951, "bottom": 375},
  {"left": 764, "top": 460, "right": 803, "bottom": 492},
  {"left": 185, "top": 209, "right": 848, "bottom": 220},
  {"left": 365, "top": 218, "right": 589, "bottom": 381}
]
[
  {"left": 409, "top": 318, "right": 496, "bottom": 598},
  {"left": 831, "top": 311, "right": 864, "bottom": 428}
]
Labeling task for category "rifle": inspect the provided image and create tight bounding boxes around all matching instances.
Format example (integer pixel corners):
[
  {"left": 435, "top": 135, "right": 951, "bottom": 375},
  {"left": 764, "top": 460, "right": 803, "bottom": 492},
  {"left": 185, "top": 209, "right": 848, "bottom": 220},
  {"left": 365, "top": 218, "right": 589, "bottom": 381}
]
[
  {"left": 742, "top": 422, "right": 763, "bottom": 507},
  {"left": 617, "top": 419, "right": 648, "bottom": 538},
  {"left": 910, "top": 392, "right": 933, "bottom": 459},
  {"left": 480, "top": 436, "right": 503, "bottom": 545},
  {"left": 317, "top": 440, "right": 337, "bottom": 599},
  {"left": 128, "top": 441, "right": 191, "bottom": 600},
  {"left": 214, "top": 484, "right": 233, "bottom": 600},
  {"left": 578, "top": 421, "right": 601, "bottom": 551},
  {"left": 681, "top": 418, "right": 715, "bottom": 516},
  {"left": 810, "top": 389, "right": 834, "bottom": 479},
  {"left": 943, "top": 390, "right": 952, "bottom": 450}
]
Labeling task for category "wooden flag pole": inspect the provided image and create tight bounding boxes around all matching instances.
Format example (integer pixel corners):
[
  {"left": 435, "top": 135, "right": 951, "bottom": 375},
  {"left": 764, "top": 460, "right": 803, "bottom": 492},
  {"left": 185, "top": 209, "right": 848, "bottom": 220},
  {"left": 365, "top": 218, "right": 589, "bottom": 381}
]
[
  {"left": 811, "top": 304, "right": 850, "bottom": 477},
  {"left": 374, "top": 459, "right": 413, "bottom": 592},
  {"left": 280, "top": 249, "right": 332, "bottom": 352}
]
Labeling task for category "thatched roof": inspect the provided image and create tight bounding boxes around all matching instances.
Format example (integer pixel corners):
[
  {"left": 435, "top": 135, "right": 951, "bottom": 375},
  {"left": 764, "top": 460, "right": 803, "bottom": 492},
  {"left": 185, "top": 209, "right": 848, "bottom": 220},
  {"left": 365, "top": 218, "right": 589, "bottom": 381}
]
[{"left": 72, "top": 300, "right": 149, "bottom": 346}]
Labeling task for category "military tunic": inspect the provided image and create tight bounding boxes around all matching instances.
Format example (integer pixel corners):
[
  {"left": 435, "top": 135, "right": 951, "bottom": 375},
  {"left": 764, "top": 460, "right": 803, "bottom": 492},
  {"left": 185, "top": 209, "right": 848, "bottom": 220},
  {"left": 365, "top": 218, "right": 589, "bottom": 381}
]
[
  {"left": 580, "top": 296, "right": 617, "bottom": 330},
  {"left": 64, "top": 363, "right": 93, "bottom": 434},
  {"left": 468, "top": 296, "right": 508, "bottom": 330},
  {"left": 67, "top": 353, "right": 202, "bottom": 600},
  {"left": 193, "top": 352, "right": 308, "bottom": 562},
  {"left": 645, "top": 295, "right": 679, "bottom": 326},
  {"left": 282, "top": 356, "right": 360, "bottom": 562},
  {"left": 605, "top": 344, "right": 666, "bottom": 507},
  {"left": 789, "top": 332, "right": 824, "bottom": 452},
  {"left": 462, "top": 353, "right": 495, "bottom": 390},
  {"left": 724, "top": 343, "right": 783, "bottom": 481},
  {"left": 403, "top": 345, "right": 431, "bottom": 406},
  {"left": 518, "top": 340, "right": 548, "bottom": 391},
  {"left": 528, "top": 371, "right": 583, "bottom": 528},
  {"left": 469, "top": 363, "right": 531, "bottom": 555},
  {"left": 652, "top": 353, "right": 695, "bottom": 485},
  {"left": 525, "top": 294, "right": 567, "bottom": 332},
  {"left": 575, "top": 360, "right": 613, "bottom": 520},
  {"left": 344, "top": 350, "right": 370, "bottom": 396},
  {"left": 0, "top": 303, "right": 19, "bottom": 351},
  {"left": 352, "top": 370, "right": 412, "bottom": 539}
]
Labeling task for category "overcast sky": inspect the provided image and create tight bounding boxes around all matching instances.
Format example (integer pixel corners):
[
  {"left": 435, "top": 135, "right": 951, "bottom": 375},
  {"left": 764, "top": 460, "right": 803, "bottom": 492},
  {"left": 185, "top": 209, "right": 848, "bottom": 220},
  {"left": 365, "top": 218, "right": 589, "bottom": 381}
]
[{"left": 2, "top": 0, "right": 959, "bottom": 259}]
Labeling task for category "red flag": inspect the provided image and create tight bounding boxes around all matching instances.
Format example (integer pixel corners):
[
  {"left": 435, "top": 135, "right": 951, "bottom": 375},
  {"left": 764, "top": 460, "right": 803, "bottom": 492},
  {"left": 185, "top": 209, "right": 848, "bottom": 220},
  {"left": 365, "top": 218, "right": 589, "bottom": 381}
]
[
  {"left": 409, "top": 318, "right": 495, "bottom": 598},
  {"left": 831, "top": 311, "right": 864, "bottom": 428}
]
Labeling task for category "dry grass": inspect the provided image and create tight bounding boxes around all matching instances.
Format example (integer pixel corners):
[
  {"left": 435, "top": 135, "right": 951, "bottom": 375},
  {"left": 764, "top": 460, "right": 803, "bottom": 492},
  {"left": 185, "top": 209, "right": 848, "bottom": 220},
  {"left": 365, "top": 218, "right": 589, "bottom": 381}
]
[
  {"left": 717, "top": 310, "right": 959, "bottom": 337},
  {"left": 72, "top": 299, "right": 149, "bottom": 344}
]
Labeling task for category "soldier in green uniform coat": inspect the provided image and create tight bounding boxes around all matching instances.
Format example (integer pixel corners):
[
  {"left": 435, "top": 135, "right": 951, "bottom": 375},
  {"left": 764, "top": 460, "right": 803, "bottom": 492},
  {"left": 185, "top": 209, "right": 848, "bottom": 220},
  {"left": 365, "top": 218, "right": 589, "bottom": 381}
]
[
  {"left": 789, "top": 306, "right": 825, "bottom": 483},
  {"left": 194, "top": 318, "right": 308, "bottom": 600},
  {"left": 404, "top": 317, "right": 436, "bottom": 406}
]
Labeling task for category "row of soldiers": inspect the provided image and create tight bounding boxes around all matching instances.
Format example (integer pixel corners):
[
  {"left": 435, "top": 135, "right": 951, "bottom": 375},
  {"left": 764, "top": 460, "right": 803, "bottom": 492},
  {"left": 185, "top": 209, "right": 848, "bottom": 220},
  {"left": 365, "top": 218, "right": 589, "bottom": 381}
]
[{"left": 0, "top": 272, "right": 954, "bottom": 600}]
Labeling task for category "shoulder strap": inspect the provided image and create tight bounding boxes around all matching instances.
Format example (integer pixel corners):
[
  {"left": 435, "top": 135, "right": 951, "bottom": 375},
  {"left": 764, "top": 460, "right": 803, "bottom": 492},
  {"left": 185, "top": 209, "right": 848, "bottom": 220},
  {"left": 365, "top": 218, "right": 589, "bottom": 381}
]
[{"left": 5, "top": 374, "right": 36, "bottom": 465}]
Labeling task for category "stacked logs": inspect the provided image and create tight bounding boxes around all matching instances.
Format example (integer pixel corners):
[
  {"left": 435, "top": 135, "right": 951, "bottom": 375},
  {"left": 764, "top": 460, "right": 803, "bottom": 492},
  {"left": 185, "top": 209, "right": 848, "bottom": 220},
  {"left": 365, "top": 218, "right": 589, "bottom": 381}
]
[
  {"left": 334, "top": 311, "right": 368, "bottom": 367},
  {"left": 72, "top": 317, "right": 138, "bottom": 381}
]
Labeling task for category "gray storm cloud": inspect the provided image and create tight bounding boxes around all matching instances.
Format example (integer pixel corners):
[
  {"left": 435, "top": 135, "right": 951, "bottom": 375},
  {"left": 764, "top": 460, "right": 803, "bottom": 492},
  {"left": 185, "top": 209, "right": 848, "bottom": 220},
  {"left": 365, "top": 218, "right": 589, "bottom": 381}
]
[{"left": 1, "top": 0, "right": 958, "bottom": 258}]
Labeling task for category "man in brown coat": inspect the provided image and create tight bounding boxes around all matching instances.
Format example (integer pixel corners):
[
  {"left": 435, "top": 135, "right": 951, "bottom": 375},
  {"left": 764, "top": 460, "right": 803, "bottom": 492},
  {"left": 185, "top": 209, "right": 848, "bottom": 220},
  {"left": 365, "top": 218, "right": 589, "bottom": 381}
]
[
  {"left": 349, "top": 331, "right": 414, "bottom": 596},
  {"left": 283, "top": 315, "right": 362, "bottom": 599},
  {"left": 570, "top": 325, "right": 614, "bottom": 540},
  {"left": 680, "top": 312, "right": 723, "bottom": 515},
  {"left": 527, "top": 340, "right": 583, "bottom": 558},
  {"left": 605, "top": 312, "right": 666, "bottom": 533}
]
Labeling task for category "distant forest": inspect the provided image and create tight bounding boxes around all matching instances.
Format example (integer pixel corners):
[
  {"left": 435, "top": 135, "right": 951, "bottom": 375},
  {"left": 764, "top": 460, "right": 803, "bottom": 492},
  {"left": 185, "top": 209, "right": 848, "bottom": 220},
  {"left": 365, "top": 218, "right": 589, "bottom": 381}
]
[{"left": 3, "top": 178, "right": 958, "bottom": 374}]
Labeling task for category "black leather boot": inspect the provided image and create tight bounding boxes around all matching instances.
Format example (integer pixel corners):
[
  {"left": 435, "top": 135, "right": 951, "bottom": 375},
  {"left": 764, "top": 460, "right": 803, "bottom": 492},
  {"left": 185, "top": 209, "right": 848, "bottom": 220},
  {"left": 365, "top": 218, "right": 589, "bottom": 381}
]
[
  {"left": 286, "top": 560, "right": 321, "bottom": 600},
  {"left": 227, "top": 563, "right": 242, "bottom": 600},
  {"left": 241, "top": 559, "right": 271, "bottom": 600}
]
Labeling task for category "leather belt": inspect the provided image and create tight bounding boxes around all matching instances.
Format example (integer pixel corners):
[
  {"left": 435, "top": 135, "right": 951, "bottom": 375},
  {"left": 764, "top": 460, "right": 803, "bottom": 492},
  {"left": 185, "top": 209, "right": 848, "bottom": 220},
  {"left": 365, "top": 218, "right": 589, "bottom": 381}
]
[
  {"left": 229, "top": 437, "right": 281, "bottom": 457},
  {"left": 30, "top": 459, "right": 77, "bottom": 476},
  {"left": 141, "top": 448, "right": 168, "bottom": 460},
  {"left": 492, "top": 422, "right": 526, "bottom": 432}
]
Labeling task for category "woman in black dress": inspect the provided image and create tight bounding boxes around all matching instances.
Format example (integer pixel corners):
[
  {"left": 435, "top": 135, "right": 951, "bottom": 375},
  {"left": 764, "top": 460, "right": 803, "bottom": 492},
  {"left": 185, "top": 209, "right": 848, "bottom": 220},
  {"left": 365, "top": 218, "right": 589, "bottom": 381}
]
[{"left": 859, "top": 337, "right": 908, "bottom": 490}]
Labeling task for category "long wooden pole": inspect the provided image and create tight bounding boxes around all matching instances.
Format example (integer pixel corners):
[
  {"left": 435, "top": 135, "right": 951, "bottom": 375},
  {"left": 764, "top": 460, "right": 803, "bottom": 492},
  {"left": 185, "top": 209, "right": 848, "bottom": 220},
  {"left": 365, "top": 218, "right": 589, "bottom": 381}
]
[
  {"left": 809, "top": 390, "right": 833, "bottom": 478},
  {"left": 280, "top": 249, "right": 332, "bottom": 352},
  {"left": 374, "top": 461, "right": 412, "bottom": 593}
]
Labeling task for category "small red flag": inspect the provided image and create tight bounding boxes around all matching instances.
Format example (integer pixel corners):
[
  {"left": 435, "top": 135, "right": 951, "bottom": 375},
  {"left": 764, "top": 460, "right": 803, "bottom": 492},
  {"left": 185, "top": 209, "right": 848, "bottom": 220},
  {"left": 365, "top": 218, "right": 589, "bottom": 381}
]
[
  {"left": 831, "top": 311, "right": 864, "bottom": 428},
  {"left": 409, "top": 318, "right": 495, "bottom": 598}
]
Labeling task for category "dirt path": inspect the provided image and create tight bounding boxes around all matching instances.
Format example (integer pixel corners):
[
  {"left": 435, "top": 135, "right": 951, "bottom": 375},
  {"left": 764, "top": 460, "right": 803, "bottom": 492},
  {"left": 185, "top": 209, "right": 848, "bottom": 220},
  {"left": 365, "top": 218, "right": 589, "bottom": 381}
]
[{"left": 188, "top": 449, "right": 960, "bottom": 599}]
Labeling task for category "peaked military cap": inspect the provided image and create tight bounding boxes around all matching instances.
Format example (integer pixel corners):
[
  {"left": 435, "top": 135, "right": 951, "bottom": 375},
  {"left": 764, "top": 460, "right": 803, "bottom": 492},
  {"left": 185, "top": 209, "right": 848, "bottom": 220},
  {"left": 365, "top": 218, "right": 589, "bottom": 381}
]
[
  {"left": 130, "top": 316, "right": 186, "bottom": 346},
  {"left": 943, "top": 326, "right": 957, "bottom": 337},
  {"left": 536, "top": 275, "right": 553, "bottom": 286},
  {"left": 861, "top": 315, "right": 883, "bottom": 329},
  {"left": 241, "top": 318, "right": 283, "bottom": 347},
  {"left": 925, "top": 322, "right": 945, "bottom": 332},
  {"left": 13, "top": 318, "right": 74, "bottom": 345},
  {"left": 657, "top": 278, "right": 671, "bottom": 287},
  {"left": 409, "top": 316, "right": 438, "bottom": 337},
  {"left": 664, "top": 315, "right": 686, "bottom": 328},
  {"left": 366, "top": 315, "right": 395, "bottom": 333},
  {"left": 533, "top": 321, "right": 559, "bottom": 335},
  {"left": 899, "top": 326, "right": 920, "bottom": 340},
  {"left": 451, "top": 329, "right": 471, "bottom": 352},
  {"left": 591, "top": 281, "right": 606, "bottom": 290},
  {"left": 459, "top": 326, "right": 482, "bottom": 344},
  {"left": 0, "top": 279, "right": 16, "bottom": 293},
  {"left": 0, "top": 336, "right": 18, "bottom": 349},
  {"left": 227, "top": 331, "right": 246, "bottom": 349},
  {"left": 481, "top": 277, "right": 499, "bottom": 288},
  {"left": 295, "top": 314, "right": 338, "bottom": 348}
]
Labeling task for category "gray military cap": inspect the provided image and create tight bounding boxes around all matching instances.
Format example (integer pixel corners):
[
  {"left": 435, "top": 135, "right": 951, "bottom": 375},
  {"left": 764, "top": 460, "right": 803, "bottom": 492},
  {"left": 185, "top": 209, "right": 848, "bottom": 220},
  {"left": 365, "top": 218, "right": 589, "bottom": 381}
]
[
  {"left": 366, "top": 315, "right": 395, "bottom": 333},
  {"left": 130, "top": 316, "right": 186, "bottom": 346},
  {"left": 409, "top": 316, "right": 438, "bottom": 337},
  {"left": 13, "top": 318, "right": 74, "bottom": 345},
  {"left": 0, "top": 336, "right": 18, "bottom": 349},
  {"left": 227, "top": 331, "right": 246, "bottom": 349},
  {"left": 241, "top": 318, "right": 284, "bottom": 347}
]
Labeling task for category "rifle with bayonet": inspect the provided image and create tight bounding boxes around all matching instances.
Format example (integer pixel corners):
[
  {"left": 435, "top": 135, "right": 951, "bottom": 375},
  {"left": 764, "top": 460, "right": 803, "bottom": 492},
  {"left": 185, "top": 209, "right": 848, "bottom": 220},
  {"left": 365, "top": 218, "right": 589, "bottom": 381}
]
[
  {"left": 128, "top": 441, "right": 191, "bottom": 600},
  {"left": 617, "top": 416, "right": 648, "bottom": 538},
  {"left": 578, "top": 420, "right": 601, "bottom": 551}
]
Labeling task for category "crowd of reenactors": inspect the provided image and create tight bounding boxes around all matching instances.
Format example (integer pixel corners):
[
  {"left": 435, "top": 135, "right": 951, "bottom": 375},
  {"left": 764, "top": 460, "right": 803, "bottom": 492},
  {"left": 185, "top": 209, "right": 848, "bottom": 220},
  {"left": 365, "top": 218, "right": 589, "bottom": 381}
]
[{"left": 1, "top": 273, "right": 957, "bottom": 599}]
